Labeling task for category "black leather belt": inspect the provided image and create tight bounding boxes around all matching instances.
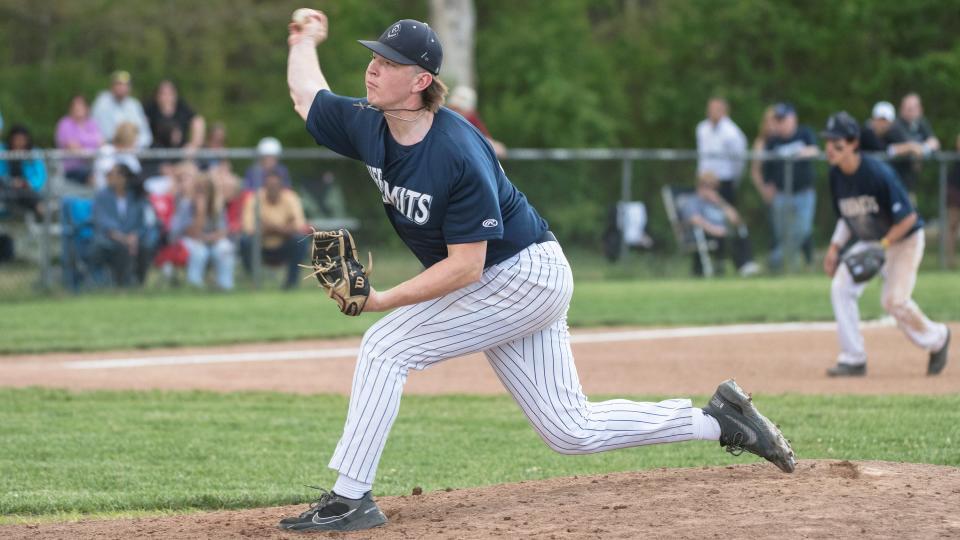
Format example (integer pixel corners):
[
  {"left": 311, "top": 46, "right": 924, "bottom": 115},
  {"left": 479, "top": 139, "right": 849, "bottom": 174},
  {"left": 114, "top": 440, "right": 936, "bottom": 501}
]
[{"left": 537, "top": 230, "right": 557, "bottom": 244}]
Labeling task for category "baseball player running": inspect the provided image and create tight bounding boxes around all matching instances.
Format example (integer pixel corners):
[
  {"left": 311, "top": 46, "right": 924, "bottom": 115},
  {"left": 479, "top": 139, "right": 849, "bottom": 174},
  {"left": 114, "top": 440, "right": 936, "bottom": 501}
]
[
  {"left": 280, "top": 11, "right": 796, "bottom": 532},
  {"left": 821, "top": 111, "right": 951, "bottom": 377}
]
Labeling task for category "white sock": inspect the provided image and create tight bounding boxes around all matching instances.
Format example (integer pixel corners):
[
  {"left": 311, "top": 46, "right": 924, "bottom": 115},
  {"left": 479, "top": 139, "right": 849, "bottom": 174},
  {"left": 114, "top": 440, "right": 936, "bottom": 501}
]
[
  {"left": 333, "top": 473, "right": 372, "bottom": 500},
  {"left": 693, "top": 408, "right": 722, "bottom": 441}
]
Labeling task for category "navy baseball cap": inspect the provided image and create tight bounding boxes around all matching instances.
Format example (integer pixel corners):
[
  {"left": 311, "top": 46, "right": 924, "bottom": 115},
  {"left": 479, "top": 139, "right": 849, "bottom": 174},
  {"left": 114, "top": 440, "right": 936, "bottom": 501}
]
[
  {"left": 773, "top": 102, "right": 796, "bottom": 118},
  {"left": 821, "top": 111, "right": 860, "bottom": 140},
  {"left": 359, "top": 19, "right": 443, "bottom": 75}
]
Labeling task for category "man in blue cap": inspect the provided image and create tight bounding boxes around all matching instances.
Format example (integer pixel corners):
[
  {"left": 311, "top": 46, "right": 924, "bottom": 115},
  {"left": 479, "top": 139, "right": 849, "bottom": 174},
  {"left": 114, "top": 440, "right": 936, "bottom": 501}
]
[
  {"left": 279, "top": 10, "right": 796, "bottom": 532},
  {"left": 821, "top": 111, "right": 950, "bottom": 378}
]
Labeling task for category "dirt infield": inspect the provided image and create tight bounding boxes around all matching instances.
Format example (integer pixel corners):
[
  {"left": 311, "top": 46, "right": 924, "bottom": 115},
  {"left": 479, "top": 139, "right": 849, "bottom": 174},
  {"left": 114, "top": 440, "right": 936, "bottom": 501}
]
[
  {"left": 4, "top": 460, "right": 959, "bottom": 539},
  {"left": 3, "top": 323, "right": 958, "bottom": 538},
  {"left": 1, "top": 323, "right": 957, "bottom": 395}
]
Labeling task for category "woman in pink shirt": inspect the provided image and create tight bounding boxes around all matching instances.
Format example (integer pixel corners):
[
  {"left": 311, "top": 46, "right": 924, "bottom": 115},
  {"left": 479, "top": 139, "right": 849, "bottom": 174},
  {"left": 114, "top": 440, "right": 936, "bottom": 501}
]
[{"left": 56, "top": 95, "right": 103, "bottom": 184}]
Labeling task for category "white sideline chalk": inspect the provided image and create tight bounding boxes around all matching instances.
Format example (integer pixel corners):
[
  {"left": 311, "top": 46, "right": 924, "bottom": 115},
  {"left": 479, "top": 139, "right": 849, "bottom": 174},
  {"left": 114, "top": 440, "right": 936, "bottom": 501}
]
[{"left": 63, "top": 318, "right": 895, "bottom": 370}]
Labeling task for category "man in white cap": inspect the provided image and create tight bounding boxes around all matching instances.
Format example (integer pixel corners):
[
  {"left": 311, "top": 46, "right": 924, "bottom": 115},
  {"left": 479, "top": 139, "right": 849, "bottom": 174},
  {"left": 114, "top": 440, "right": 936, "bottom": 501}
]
[
  {"left": 860, "top": 101, "right": 924, "bottom": 195},
  {"left": 243, "top": 136, "right": 291, "bottom": 190}
]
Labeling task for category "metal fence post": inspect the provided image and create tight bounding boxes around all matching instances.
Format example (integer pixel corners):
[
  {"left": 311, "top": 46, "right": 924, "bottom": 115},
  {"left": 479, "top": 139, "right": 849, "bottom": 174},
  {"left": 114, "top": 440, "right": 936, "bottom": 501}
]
[
  {"left": 38, "top": 155, "right": 53, "bottom": 291},
  {"left": 938, "top": 158, "right": 948, "bottom": 270},
  {"left": 252, "top": 191, "right": 263, "bottom": 289},
  {"left": 619, "top": 158, "right": 632, "bottom": 260},
  {"left": 783, "top": 158, "right": 795, "bottom": 272}
]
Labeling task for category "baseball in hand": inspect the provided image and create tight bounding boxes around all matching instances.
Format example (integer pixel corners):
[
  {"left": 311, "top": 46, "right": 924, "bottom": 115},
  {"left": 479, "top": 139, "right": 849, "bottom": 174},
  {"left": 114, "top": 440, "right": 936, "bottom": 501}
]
[{"left": 292, "top": 8, "right": 314, "bottom": 26}]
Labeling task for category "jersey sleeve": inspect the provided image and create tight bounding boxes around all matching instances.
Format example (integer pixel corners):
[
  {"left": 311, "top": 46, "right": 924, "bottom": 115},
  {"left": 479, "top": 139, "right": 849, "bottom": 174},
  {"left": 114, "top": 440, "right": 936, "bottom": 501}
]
[
  {"left": 441, "top": 155, "right": 504, "bottom": 244},
  {"left": 880, "top": 162, "right": 915, "bottom": 223},
  {"left": 305, "top": 90, "right": 364, "bottom": 160}
]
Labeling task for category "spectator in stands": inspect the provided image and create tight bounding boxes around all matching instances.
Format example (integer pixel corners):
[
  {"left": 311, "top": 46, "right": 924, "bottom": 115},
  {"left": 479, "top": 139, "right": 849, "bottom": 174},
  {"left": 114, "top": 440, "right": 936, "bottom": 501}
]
[
  {"left": 947, "top": 133, "right": 960, "bottom": 269},
  {"left": 199, "top": 121, "right": 228, "bottom": 170},
  {"left": 447, "top": 85, "right": 507, "bottom": 158},
  {"left": 860, "top": 101, "right": 922, "bottom": 193},
  {"left": 144, "top": 80, "right": 206, "bottom": 151},
  {"left": 91, "top": 163, "right": 157, "bottom": 286},
  {"left": 91, "top": 70, "right": 152, "bottom": 149},
  {"left": 55, "top": 95, "right": 103, "bottom": 184},
  {"left": 697, "top": 97, "right": 748, "bottom": 204},
  {"left": 750, "top": 105, "right": 778, "bottom": 205},
  {"left": 681, "top": 172, "right": 757, "bottom": 277},
  {"left": 759, "top": 103, "right": 819, "bottom": 271},
  {"left": 241, "top": 170, "right": 309, "bottom": 289},
  {"left": 894, "top": 93, "right": 940, "bottom": 195},
  {"left": 92, "top": 122, "right": 141, "bottom": 189},
  {"left": 314, "top": 171, "right": 348, "bottom": 219},
  {"left": 175, "top": 172, "right": 235, "bottom": 290},
  {"left": 243, "top": 137, "right": 291, "bottom": 190},
  {"left": 211, "top": 161, "right": 246, "bottom": 239},
  {"left": 0, "top": 124, "right": 47, "bottom": 217},
  {"left": 897, "top": 93, "right": 940, "bottom": 152}
]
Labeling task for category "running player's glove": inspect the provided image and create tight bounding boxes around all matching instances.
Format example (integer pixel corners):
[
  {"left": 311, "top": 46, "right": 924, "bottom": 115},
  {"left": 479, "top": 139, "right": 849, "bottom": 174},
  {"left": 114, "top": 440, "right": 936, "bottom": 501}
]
[
  {"left": 842, "top": 241, "right": 885, "bottom": 283},
  {"left": 304, "top": 229, "right": 372, "bottom": 316}
]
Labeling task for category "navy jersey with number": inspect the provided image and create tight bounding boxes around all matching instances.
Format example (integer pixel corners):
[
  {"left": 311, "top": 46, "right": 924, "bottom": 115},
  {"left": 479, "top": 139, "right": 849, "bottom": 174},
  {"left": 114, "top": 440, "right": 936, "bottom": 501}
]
[
  {"left": 305, "top": 90, "right": 547, "bottom": 268},
  {"left": 829, "top": 154, "right": 922, "bottom": 241}
]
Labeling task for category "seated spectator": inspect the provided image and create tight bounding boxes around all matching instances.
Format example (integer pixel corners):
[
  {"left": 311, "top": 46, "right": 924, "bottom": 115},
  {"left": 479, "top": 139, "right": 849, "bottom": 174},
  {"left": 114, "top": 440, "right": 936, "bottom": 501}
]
[
  {"left": 244, "top": 137, "right": 291, "bottom": 191},
  {"left": 860, "top": 101, "right": 922, "bottom": 192},
  {"left": 681, "top": 172, "right": 759, "bottom": 277},
  {"left": 90, "top": 70, "right": 152, "bottom": 149},
  {"left": 947, "top": 133, "right": 960, "bottom": 269},
  {"left": 150, "top": 161, "right": 198, "bottom": 282},
  {"left": 199, "top": 121, "right": 228, "bottom": 170},
  {"left": 211, "top": 161, "right": 246, "bottom": 239},
  {"left": 173, "top": 172, "right": 235, "bottom": 290},
  {"left": 144, "top": 80, "right": 206, "bottom": 151},
  {"left": 92, "top": 122, "right": 141, "bottom": 189},
  {"left": 91, "top": 164, "right": 157, "bottom": 286},
  {"left": 55, "top": 95, "right": 103, "bottom": 184},
  {"left": 0, "top": 124, "right": 47, "bottom": 217},
  {"left": 447, "top": 85, "right": 507, "bottom": 158},
  {"left": 241, "top": 170, "right": 309, "bottom": 289}
]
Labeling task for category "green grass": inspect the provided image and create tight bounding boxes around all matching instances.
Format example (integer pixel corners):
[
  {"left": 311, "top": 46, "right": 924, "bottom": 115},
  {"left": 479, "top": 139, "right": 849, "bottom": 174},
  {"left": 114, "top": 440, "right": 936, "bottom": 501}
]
[
  {"left": 1, "top": 388, "right": 958, "bottom": 520},
  {"left": 2, "top": 271, "right": 959, "bottom": 354}
]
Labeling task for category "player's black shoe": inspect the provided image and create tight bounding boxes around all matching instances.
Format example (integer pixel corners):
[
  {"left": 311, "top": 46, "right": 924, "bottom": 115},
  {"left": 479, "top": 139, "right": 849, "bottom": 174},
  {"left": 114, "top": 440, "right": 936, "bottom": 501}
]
[
  {"left": 928, "top": 328, "right": 950, "bottom": 375},
  {"left": 703, "top": 379, "right": 797, "bottom": 473},
  {"left": 826, "top": 363, "right": 866, "bottom": 377},
  {"left": 278, "top": 488, "right": 387, "bottom": 532}
]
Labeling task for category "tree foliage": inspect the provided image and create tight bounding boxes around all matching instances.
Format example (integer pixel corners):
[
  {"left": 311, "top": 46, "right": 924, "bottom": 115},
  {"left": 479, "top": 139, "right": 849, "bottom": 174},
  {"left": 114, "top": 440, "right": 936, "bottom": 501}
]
[{"left": 1, "top": 0, "right": 957, "bottom": 248}]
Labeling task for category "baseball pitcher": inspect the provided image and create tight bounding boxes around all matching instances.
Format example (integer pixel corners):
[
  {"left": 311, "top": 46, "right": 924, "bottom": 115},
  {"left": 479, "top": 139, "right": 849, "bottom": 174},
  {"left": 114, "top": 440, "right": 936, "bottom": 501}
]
[{"left": 281, "top": 10, "right": 796, "bottom": 532}]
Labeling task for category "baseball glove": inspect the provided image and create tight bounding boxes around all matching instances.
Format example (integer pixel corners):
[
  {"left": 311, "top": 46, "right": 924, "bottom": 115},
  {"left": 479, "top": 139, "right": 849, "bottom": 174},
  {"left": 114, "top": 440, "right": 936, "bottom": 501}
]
[
  {"left": 303, "top": 229, "right": 372, "bottom": 316},
  {"left": 842, "top": 241, "right": 885, "bottom": 283}
]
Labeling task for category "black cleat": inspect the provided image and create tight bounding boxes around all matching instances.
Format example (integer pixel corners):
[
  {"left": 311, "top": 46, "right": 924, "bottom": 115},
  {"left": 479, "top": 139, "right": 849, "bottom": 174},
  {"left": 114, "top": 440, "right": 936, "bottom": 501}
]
[
  {"left": 826, "top": 363, "right": 866, "bottom": 377},
  {"left": 279, "top": 488, "right": 387, "bottom": 532},
  {"left": 703, "top": 379, "right": 797, "bottom": 473},
  {"left": 929, "top": 328, "right": 950, "bottom": 375}
]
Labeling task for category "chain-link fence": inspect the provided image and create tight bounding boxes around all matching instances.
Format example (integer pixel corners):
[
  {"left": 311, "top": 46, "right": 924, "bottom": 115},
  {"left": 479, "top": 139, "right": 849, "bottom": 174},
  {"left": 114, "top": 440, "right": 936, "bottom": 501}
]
[{"left": 0, "top": 147, "right": 957, "bottom": 300}]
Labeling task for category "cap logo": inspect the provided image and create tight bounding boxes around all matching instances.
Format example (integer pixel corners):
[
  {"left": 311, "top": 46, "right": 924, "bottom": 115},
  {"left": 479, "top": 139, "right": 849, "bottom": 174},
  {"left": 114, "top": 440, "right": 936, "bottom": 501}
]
[{"left": 387, "top": 24, "right": 400, "bottom": 39}]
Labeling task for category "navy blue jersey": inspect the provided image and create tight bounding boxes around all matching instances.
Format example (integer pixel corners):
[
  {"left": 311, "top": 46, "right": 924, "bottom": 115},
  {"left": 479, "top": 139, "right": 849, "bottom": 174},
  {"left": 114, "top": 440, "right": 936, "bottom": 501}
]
[
  {"left": 762, "top": 126, "right": 818, "bottom": 192},
  {"left": 306, "top": 90, "right": 547, "bottom": 268},
  {"left": 829, "top": 154, "right": 922, "bottom": 241}
]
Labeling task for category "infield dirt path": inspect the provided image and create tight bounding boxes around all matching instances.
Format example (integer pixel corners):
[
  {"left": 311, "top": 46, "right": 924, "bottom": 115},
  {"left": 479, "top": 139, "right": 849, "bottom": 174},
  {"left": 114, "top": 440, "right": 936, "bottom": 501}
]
[{"left": 2, "top": 322, "right": 958, "bottom": 396}]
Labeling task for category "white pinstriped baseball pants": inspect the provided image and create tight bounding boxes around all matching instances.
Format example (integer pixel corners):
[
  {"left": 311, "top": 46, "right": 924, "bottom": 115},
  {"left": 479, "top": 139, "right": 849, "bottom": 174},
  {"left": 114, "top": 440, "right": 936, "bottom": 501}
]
[{"left": 329, "top": 241, "right": 700, "bottom": 485}]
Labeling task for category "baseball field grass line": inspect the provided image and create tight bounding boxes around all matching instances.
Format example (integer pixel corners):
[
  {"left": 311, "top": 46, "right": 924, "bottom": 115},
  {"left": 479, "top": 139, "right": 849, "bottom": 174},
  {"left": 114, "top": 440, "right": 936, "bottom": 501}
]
[
  {"left": 2, "top": 273, "right": 959, "bottom": 355},
  {"left": 1, "top": 389, "right": 958, "bottom": 518}
]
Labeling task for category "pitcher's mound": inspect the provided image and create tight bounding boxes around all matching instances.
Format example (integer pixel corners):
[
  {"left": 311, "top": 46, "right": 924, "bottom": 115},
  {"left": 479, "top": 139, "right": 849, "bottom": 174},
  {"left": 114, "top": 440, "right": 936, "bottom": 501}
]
[{"left": 6, "top": 460, "right": 960, "bottom": 539}]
